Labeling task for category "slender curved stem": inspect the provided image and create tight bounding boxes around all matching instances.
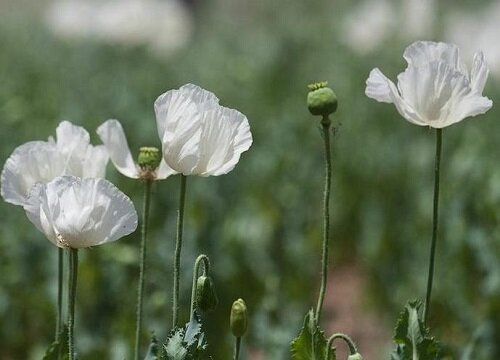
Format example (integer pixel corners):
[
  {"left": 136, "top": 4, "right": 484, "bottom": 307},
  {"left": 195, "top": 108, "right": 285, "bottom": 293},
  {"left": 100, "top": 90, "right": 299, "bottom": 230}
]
[
  {"left": 424, "top": 128, "right": 443, "bottom": 325},
  {"left": 316, "top": 119, "right": 333, "bottom": 322},
  {"left": 189, "top": 254, "right": 210, "bottom": 319},
  {"left": 56, "top": 247, "right": 63, "bottom": 340},
  {"left": 326, "top": 333, "right": 358, "bottom": 358},
  {"left": 233, "top": 337, "right": 241, "bottom": 360},
  {"left": 67, "top": 248, "right": 78, "bottom": 360},
  {"left": 172, "top": 175, "right": 187, "bottom": 328},
  {"left": 134, "top": 179, "right": 153, "bottom": 360}
]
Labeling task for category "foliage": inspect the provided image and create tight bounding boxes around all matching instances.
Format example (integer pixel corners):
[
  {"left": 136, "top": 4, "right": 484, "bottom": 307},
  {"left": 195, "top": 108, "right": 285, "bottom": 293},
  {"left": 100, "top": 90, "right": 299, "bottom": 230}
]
[
  {"left": 42, "top": 326, "right": 69, "bottom": 360},
  {"left": 291, "top": 309, "right": 335, "bottom": 360}
]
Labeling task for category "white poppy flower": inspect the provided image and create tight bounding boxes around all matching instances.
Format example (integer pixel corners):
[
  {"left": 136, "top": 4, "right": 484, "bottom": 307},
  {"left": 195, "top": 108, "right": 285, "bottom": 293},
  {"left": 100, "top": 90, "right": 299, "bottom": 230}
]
[
  {"left": 1, "top": 121, "right": 109, "bottom": 206},
  {"left": 96, "top": 119, "right": 175, "bottom": 180},
  {"left": 24, "top": 176, "right": 138, "bottom": 249},
  {"left": 365, "top": 41, "right": 493, "bottom": 128},
  {"left": 154, "top": 84, "right": 253, "bottom": 176}
]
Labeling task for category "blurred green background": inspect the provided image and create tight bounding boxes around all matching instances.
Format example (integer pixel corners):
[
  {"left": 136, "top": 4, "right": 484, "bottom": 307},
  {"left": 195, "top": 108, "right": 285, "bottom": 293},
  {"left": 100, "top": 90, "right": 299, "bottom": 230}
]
[{"left": 0, "top": 0, "right": 499, "bottom": 359}]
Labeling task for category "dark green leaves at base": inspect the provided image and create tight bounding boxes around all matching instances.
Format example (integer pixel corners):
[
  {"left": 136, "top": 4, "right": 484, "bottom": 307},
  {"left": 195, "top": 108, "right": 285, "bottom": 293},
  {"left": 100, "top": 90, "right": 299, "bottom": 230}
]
[
  {"left": 390, "top": 300, "right": 442, "bottom": 360},
  {"left": 43, "top": 326, "right": 69, "bottom": 360},
  {"left": 291, "top": 309, "right": 335, "bottom": 360},
  {"left": 145, "top": 312, "right": 211, "bottom": 360}
]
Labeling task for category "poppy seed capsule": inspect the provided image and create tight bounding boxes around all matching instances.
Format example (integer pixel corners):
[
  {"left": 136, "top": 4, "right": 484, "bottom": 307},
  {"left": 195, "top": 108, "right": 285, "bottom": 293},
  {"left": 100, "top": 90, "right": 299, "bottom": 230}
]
[
  {"left": 230, "top": 298, "right": 248, "bottom": 337},
  {"left": 307, "top": 82, "right": 338, "bottom": 117},
  {"left": 348, "top": 353, "right": 363, "bottom": 360},
  {"left": 137, "top": 147, "right": 160, "bottom": 171},
  {"left": 196, "top": 275, "right": 218, "bottom": 312}
]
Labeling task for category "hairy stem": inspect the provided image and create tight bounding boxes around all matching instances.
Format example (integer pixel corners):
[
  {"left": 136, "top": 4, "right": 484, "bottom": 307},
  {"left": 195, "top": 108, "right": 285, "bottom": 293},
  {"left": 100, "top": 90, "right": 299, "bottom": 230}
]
[
  {"left": 233, "top": 337, "right": 241, "bottom": 360},
  {"left": 68, "top": 248, "right": 78, "bottom": 360},
  {"left": 189, "top": 254, "right": 210, "bottom": 319},
  {"left": 316, "top": 119, "right": 333, "bottom": 322},
  {"left": 424, "top": 128, "right": 443, "bottom": 325},
  {"left": 56, "top": 247, "right": 63, "bottom": 340},
  {"left": 134, "top": 179, "right": 153, "bottom": 360},
  {"left": 172, "top": 175, "right": 187, "bottom": 328}
]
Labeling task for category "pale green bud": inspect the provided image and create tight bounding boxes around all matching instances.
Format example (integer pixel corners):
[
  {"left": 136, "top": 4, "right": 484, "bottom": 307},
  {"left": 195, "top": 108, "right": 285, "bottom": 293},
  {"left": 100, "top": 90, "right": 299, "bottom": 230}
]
[
  {"left": 196, "top": 275, "right": 218, "bottom": 312},
  {"left": 348, "top": 353, "right": 363, "bottom": 360},
  {"left": 307, "top": 82, "right": 338, "bottom": 117},
  {"left": 230, "top": 298, "right": 248, "bottom": 337}
]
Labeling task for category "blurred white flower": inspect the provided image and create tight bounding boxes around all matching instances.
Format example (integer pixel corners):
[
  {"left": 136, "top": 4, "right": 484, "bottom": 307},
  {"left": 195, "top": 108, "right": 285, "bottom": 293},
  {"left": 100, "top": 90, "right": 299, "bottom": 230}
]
[
  {"left": 445, "top": 1, "right": 500, "bottom": 77},
  {"left": 97, "top": 119, "right": 175, "bottom": 180},
  {"left": 366, "top": 41, "right": 492, "bottom": 128},
  {"left": 342, "top": 0, "right": 436, "bottom": 55},
  {"left": 1, "top": 121, "right": 108, "bottom": 206},
  {"left": 24, "top": 176, "right": 138, "bottom": 248},
  {"left": 45, "top": 0, "right": 192, "bottom": 57},
  {"left": 154, "top": 84, "right": 253, "bottom": 176}
]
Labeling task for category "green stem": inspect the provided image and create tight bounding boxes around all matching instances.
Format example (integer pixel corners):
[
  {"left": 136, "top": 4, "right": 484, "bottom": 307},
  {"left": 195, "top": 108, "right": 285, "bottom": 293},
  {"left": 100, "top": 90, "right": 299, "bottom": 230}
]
[
  {"left": 134, "top": 179, "right": 153, "bottom": 360},
  {"left": 68, "top": 248, "right": 78, "bottom": 360},
  {"left": 326, "top": 333, "right": 358, "bottom": 358},
  {"left": 424, "top": 128, "right": 443, "bottom": 325},
  {"left": 233, "top": 336, "right": 241, "bottom": 360},
  {"left": 316, "top": 119, "right": 333, "bottom": 322},
  {"left": 172, "top": 175, "right": 187, "bottom": 328},
  {"left": 56, "top": 247, "right": 63, "bottom": 340},
  {"left": 189, "top": 254, "right": 210, "bottom": 319}
]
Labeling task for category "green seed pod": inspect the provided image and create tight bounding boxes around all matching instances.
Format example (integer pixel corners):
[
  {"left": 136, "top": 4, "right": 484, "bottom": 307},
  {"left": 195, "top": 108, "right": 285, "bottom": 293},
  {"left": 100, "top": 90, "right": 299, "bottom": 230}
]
[
  {"left": 230, "top": 298, "right": 248, "bottom": 337},
  {"left": 307, "top": 82, "right": 338, "bottom": 117},
  {"left": 347, "top": 353, "right": 363, "bottom": 360},
  {"left": 196, "top": 275, "right": 218, "bottom": 312},
  {"left": 137, "top": 147, "right": 160, "bottom": 172}
]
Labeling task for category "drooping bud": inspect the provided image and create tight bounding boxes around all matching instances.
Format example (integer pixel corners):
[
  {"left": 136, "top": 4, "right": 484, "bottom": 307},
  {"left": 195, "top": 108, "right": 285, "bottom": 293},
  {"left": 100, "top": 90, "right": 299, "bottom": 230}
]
[
  {"left": 196, "top": 275, "right": 218, "bottom": 312},
  {"left": 230, "top": 298, "right": 248, "bottom": 337},
  {"left": 137, "top": 147, "right": 160, "bottom": 172},
  {"left": 307, "top": 81, "right": 338, "bottom": 118},
  {"left": 347, "top": 353, "right": 363, "bottom": 360}
]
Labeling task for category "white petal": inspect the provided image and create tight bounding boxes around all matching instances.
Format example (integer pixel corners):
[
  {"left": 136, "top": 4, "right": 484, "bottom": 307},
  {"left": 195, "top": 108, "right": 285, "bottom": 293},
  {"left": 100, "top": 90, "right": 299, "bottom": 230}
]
[
  {"left": 470, "top": 51, "right": 489, "bottom": 94},
  {"left": 194, "top": 108, "right": 252, "bottom": 176},
  {"left": 25, "top": 176, "right": 138, "bottom": 248},
  {"left": 1, "top": 142, "right": 66, "bottom": 206},
  {"left": 24, "top": 182, "right": 59, "bottom": 246},
  {"left": 366, "top": 68, "right": 425, "bottom": 125},
  {"left": 156, "top": 84, "right": 252, "bottom": 176},
  {"left": 56, "top": 120, "right": 91, "bottom": 157},
  {"left": 155, "top": 159, "right": 177, "bottom": 179},
  {"left": 403, "top": 41, "right": 467, "bottom": 74},
  {"left": 97, "top": 119, "right": 139, "bottom": 179},
  {"left": 83, "top": 145, "right": 110, "bottom": 179}
]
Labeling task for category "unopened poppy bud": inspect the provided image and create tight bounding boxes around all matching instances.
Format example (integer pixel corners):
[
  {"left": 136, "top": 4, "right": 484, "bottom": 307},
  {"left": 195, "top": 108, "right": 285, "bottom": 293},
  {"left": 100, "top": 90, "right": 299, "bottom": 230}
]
[
  {"left": 347, "top": 353, "right": 363, "bottom": 360},
  {"left": 307, "top": 82, "right": 338, "bottom": 117},
  {"left": 230, "top": 298, "right": 248, "bottom": 337},
  {"left": 137, "top": 147, "right": 160, "bottom": 172},
  {"left": 196, "top": 275, "right": 218, "bottom": 312}
]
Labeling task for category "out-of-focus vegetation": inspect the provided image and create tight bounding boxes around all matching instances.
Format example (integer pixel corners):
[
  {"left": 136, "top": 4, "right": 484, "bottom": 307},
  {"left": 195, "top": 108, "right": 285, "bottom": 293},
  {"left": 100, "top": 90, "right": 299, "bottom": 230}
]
[{"left": 0, "top": 0, "right": 499, "bottom": 359}]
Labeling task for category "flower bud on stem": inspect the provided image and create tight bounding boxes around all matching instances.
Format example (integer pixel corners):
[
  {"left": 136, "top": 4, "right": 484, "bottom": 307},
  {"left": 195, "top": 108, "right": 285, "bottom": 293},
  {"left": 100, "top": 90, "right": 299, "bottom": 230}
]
[
  {"left": 326, "top": 333, "right": 361, "bottom": 360},
  {"left": 230, "top": 298, "right": 248, "bottom": 360},
  {"left": 190, "top": 254, "right": 218, "bottom": 319}
]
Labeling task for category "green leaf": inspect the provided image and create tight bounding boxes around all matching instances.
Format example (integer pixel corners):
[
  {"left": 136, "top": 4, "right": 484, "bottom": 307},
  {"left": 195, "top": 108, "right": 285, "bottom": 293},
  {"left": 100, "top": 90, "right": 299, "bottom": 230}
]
[
  {"left": 290, "top": 309, "right": 335, "bottom": 360},
  {"left": 145, "top": 334, "right": 166, "bottom": 360},
  {"left": 162, "top": 312, "right": 212, "bottom": 360},
  {"left": 42, "top": 326, "right": 69, "bottom": 360},
  {"left": 390, "top": 300, "right": 442, "bottom": 360}
]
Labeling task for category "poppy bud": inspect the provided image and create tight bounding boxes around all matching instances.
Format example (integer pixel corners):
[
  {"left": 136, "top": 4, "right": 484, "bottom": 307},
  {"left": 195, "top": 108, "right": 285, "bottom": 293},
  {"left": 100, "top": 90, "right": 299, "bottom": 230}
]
[
  {"left": 230, "top": 298, "right": 248, "bottom": 337},
  {"left": 137, "top": 147, "right": 160, "bottom": 172},
  {"left": 307, "top": 82, "right": 338, "bottom": 118},
  {"left": 196, "top": 275, "right": 218, "bottom": 312},
  {"left": 347, "top": 353, "right": 363, "bottom": 360}
]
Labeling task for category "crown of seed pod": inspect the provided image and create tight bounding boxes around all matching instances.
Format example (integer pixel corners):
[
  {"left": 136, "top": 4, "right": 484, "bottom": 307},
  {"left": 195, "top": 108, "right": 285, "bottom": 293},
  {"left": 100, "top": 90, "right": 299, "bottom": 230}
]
[
  {"left": 347, "top": 353, "right": 363, "bottom": 360},
  {"left": 230, "top": 298, "right": 248, "bottom": 337},
  {"left": 196, "top": 275, "right": 218, "bottom": 312},
  {"left": 137, "top": 147, "right": 161, "bottom": 172},
  {"left": 307, "top": 81, "right": 338, "bottom": 118}
]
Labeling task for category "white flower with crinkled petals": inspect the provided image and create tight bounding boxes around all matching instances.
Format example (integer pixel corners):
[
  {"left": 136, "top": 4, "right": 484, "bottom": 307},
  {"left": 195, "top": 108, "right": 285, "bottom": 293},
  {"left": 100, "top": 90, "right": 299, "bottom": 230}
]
[
  {"left": 97, "top": 119, "right": 175, "bottom": 180},
  {"left": 24, "top": 176, "right": 138, "bottom": 248},
  {"left": 1, "top": 121, "right": 109, "bottom": 206},
  {"left": 154, "top": 84, "right": 253, "bottom": 176},
  {"left": 365, "top": 41, "right": 493, "bottom": 128}
]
